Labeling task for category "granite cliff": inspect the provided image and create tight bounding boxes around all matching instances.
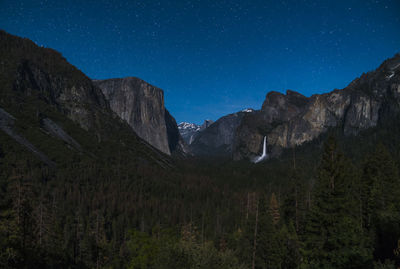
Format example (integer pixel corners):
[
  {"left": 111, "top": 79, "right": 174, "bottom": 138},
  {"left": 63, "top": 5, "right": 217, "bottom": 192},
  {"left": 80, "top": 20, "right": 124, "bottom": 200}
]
[
  {"left": 0, "top": 30, "right": 171, "bottom": 167},
  {"left": 233, "top": 53, "right": 400, "bottom": 160},
  {"left": 93, "top": 77, "right": 186, "bottom": 155},
  {"left": 189, "top": 110, "right": 251, "bottom": 156},
  {"left": 186, "top": 53, "right": 400, "bottom": 160}
]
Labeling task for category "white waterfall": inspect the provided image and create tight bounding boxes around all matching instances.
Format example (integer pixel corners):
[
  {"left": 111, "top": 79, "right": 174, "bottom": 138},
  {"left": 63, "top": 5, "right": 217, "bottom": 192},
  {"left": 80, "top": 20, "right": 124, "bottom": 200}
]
[{"left": 253, "top": 136, "right": 267, "bottom": 163}]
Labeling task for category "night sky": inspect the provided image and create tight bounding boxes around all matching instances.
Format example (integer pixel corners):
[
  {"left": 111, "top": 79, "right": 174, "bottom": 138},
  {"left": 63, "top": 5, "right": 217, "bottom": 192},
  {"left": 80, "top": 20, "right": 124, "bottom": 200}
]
[{"left": 1, "top": 0, "right": 400, "bottom": 124}]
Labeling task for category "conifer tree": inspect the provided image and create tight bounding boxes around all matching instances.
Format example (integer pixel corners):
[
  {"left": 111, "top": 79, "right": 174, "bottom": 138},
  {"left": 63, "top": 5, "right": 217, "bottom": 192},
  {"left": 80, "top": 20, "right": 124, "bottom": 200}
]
[
  {"left": 282, "top": 170, "right": 306, "bottom": 233},
  {"left": 255, "top": 194, "right": 284, "bottom": 269},
  {"left": 361, "top": 144, "right": 400, "bottom": 262},
  {"left": 302, "top": 136, "right": 371, "bottom": 268},
  {"left": 280, "top": 222, "right": 301, "bottom": 269}
]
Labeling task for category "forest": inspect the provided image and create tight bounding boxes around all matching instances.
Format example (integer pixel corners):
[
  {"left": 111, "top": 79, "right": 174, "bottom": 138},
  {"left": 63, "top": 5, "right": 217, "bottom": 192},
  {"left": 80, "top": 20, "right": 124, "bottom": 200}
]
[{"left": 1, "top": 120, "right": 400, "bottom": 268}]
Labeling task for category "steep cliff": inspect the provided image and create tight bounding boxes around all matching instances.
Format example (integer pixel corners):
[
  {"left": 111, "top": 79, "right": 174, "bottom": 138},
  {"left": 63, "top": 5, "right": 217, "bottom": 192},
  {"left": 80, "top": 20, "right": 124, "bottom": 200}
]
[
  {"left": 189, "top": 111, "right": 249, "bottom": 156},
  {"left": 164, "top": 109, "right": 187, "bottom": 156},
  {"left": 1, "top": 31, "right": 111, "bottom": 136},
  {"left": 233, "top": 53, "right": 400, "bottom": 160},
  {"left": 0, "top": 30, "right": 171, "bottom": 167},
  {"left": 185, "top": 53, "right": 400, "bottom": 160},
  {"left": 93, "top": 77, "right": 186, "bottom": 155}
]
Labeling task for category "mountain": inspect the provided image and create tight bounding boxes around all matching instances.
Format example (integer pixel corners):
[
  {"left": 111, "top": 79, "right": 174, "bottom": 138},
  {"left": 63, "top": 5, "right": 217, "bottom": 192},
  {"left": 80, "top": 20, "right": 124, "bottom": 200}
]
[
  {"left": 178, "top": 119, "right": 214, "bottom": 144},
  {"left": 200, "top": 119, "right": 214, "bottom": 129},
  {"left": 178, "top": 122, "right": 201, "bottom": 144},
  {"left": 93, "top": 77, "right": 186, "bottom": 155},
  {"left": 0, "top": 30, "right": 171, "bottom": 167},
  {"left": 189, "top": 110, "right": 252, "bottom": 156},
  {"left": 234, "top": 53, "right": 400, "bottom": 160},
  {"left": 164, "top": 109, "right": 187, "bottom": 156},
  {"left": 187, "top": 54, "right": 400, "bottom": 160}
]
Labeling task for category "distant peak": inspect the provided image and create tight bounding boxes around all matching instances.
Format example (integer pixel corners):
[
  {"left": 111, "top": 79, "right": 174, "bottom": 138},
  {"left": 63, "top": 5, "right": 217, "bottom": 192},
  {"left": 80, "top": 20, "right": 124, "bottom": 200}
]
[
  {"left": 178, "top": 122, "right": 201, "bottom": 131},
  {"left": 201, "top": 119, "right": 214, "bottom": 129}
]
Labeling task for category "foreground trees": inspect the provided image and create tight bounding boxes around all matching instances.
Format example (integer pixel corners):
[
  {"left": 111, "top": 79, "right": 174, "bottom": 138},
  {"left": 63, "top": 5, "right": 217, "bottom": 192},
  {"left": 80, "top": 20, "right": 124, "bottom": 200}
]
[
  {"left": 361, "top": 144, "right": 400, "bottom": 265},
  {"left": 1, "top": 136, "right": 400, "bottom": 268},
  {"left": 302, "top": 137, "right": 371, "bottom": 268}
]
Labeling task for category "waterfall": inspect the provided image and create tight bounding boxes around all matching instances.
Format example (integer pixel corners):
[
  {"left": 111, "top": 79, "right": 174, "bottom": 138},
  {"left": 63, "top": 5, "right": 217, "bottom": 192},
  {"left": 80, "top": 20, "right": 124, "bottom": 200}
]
[{"left": 254, "top": 136, "right": 267, "bottom": 163}]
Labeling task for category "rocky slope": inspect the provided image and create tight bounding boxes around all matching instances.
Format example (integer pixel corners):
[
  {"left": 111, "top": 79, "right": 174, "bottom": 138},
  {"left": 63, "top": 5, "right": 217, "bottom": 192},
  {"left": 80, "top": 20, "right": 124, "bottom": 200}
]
[
  {"left": 189, "top": 110, "right": 251, "bottom": 156},
  {"left": 233, "top": 53, "right": 400, "bottom": 160},
  {"left": 164, "top": 109, "right": 187, "bottom": 155},
  {"left": 0, "top": 30, "right": 171, "bottom": 167},
  {"left": 93, "top": 78, "right": 186, "bottom": 155},
  {"left": 3, "top": 36, "right": 109, "bottom": 135}
]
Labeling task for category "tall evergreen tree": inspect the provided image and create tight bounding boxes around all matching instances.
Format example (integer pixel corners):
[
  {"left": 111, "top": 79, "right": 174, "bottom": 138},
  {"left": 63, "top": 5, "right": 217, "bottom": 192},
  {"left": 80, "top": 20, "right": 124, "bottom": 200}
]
[
  {"left": 280, "top": 221, "right": 301, "bottom": 269},
  {"left": 302, "top": 137, "right": 371, "bottom": 268},
  {"left": 282, "top": 170, "right": 307, "bottom": 233},
  {"left": 361, "top": 144, "right": 400, "bottom": 263},
  {"left": 255, "top": 194, "right": 284, "bottom": 269}
]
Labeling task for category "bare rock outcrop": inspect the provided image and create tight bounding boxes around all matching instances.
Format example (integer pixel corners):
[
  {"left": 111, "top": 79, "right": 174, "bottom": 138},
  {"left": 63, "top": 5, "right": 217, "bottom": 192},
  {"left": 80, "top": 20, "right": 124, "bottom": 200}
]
[{"left": 94, "top": 77, "right": 186, "bottom": 155}]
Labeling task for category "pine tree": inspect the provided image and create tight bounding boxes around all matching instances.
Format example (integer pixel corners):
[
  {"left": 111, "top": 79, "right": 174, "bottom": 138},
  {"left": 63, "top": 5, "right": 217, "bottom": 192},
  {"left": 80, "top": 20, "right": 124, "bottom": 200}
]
[
  {"left": 302, "top": 136, "right": 371, "bottom": 268},
  {"left": 255, "top": 194, "right": 284, "bottom": 269},
  {"left": 282, "top": 170, "right": 306, "bottom": 233},
  {"left": 361, "top": 143, "right": 400, "bottom": 262},
  {"left": 280, "top": 222, "right": 301, "bottom": 269}
]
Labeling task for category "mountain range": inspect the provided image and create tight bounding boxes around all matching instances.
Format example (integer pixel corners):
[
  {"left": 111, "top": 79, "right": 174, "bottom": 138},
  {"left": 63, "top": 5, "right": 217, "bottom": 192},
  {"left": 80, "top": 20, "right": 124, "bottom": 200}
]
[
  {"left": 1, "top": 29, "right": 399, "bottom": 166},
  {"left": 179, "top": 55, "right": 400, "bottom": 161}
]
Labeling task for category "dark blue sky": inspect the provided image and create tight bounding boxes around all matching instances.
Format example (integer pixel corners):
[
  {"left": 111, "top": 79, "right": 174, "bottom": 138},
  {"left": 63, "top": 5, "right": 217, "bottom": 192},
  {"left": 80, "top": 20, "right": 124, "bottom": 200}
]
[{"left": 1, "top": 0, "right": 399, "bottom": 124}]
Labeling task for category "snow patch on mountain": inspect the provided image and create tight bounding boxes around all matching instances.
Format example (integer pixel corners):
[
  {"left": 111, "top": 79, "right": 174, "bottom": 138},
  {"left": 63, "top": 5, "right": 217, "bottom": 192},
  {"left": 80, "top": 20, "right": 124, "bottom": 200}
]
[
  {"left": 178, "top": 120, "right": 214, "bottom": 144},
  {"left": 178, "top": 122, "right": 201, "bottom": 132}
]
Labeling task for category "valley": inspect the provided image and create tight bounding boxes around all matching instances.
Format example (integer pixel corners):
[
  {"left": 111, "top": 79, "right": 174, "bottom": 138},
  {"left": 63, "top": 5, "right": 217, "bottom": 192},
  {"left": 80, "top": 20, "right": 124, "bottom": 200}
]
[{"left": 0, "top": 30, "right": 400, "bottom": 268}]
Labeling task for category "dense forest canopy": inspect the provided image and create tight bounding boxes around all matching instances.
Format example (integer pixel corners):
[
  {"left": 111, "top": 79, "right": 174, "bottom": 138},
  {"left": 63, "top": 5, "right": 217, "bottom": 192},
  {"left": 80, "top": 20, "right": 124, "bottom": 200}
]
[{"left": 1, "top": 125, "right": 400, "bottom": 268}]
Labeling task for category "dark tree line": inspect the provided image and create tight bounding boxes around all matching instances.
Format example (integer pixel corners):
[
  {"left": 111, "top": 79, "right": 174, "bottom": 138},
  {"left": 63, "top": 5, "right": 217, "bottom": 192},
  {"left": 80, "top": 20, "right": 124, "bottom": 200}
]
[{"left": 1, "top": 134, "right": 400, "bottom": 268}]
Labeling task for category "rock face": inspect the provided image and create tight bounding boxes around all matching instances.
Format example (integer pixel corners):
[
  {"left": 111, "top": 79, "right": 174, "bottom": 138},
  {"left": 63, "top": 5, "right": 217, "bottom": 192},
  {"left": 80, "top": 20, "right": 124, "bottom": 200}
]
[
  {"left": 233, "top": 53, "right": 400, "bottom": 160},
  {"left": 0, "top": 30, "right": 172, "bottom": 167},
  {"left": 186, "top": 53, "right": 400, "bottom": 160},
  {"left": 11, "top": 50, "right": 109, "bottom": 135},
  {"left": 201, "top": 119, "right": 214, "bottom": 130},
  {"left": 0, "top": 107, "right": 55, "bottom": 167},
  {"left": 93, "top": 78, "right": 185, "bottom": 155},
  {"left": 41, "top": 117, "right": 82, "bottom": 151},
  {"left": 164, "top": 109, "right": 187, "bottom": 156},
  {"left": 189, "top": 112, "right": 248, "bottom": 156}
]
